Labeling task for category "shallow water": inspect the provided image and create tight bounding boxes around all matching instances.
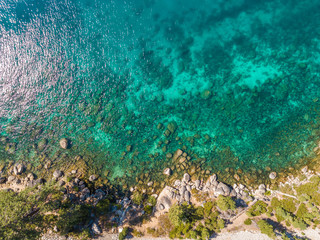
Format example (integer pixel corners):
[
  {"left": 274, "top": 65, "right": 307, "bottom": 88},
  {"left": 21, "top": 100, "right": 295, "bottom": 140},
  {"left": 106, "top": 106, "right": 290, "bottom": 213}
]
[{"left": 1, "top": 0, "right": 320, "bottom": 184}]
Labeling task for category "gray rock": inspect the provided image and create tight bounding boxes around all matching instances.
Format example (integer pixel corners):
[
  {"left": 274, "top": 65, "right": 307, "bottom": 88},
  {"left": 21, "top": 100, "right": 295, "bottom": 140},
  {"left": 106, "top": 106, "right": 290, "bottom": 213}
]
[
  {"left": 301, "top": 166, "right": 308, "bottom": 173},
  {"left": 230, "top": 189, "right": 237, "bottom": 197},
  {"left": 7, "top": 176, "right": 16, "bottom": 183},
  {"left": 159, "top": 204, "right": 165, "bottom": 210},
  {"left": 216, "top": 182, "right": 231, "bottom": 196},
  {"left": 89, "top": 175, "right": 97, "bottom": 182},
  {"left": 215, "top": 188, "right": 225, "bottom": 196},
  {"left": 195, "top": 180, "right": 201, "bottom": 189},
  {"left": 74, "top": 178, "right": 80, "bottom": 184},
  {"left": 13, "top": 164, "right": 24, "bottom": 175},
  {"left": 27, "top": 180, "right": 36, "bottom": 188},
  {"left": 53, "top": 170, "right": 63, "bottom": 179},
  {"left": 258, "top": 184, "right": 266, "bottom": 190},
  {"left": 35, "top": 178, "right": 45, "bottom": 185},
  {"left": 27, "top": 173, "right": 35, "bottom": 181},
  {"left": 174, "top": 180, "right": 181, "bottom": 187},
  {"left": 269, "top": 172, "right": 277, "bottom": 179},
  {"left": 184, "top": 191, "right": 191, "bottom": 202},
  {"left": 183, "top": 173, "right": 190, "bottom": 182},
  {"left": 58, "top": 180, "right": 65, "bottom": 186},
  {"left": 91, "top": 222, "right": 102, "bottom": 235},
  {"left": 82, "top": 187, "right": 91, "bottom": 195},
  {"left": 156, "top": 186, "right": 175, "bottom": 211},
  {"left": 179, "top": 185, "right": 187, "bottom": 196},
  {"left": 147, "top": 181, "right": 153, "bottom": 187},
  {"left": 163, "top": 168, "right": 172, "bottom": 176},
  {"left": 0, "top": 177, "right": 6, "bottom": 184},
  {"left": 209, "top": 174, "right": 217, "bottom": 183},
  {"left": 93, "top": 189, "right": 106, "bottom": 200}
]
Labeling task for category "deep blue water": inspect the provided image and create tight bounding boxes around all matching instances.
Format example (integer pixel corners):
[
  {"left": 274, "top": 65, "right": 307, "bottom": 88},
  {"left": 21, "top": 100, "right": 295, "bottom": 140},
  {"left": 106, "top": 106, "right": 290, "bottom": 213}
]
[{"left": 1, "top": 0, "right": 320, "bottom": 184}]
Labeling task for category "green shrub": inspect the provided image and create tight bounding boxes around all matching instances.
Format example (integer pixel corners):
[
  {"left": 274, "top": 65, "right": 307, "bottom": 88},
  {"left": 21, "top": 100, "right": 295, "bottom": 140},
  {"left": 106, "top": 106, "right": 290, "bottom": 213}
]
[
  {"left": 265, "top": 190, "right": 271, "bottom": 196},
  {"left": 203, "top": 201, "right": 215, "bottom": 216},
  {"left": 119, "top": 227, "right": 129, "bottom": 240},
  {"left": 168, "top": 203, "right": 197, "bottom": 227},
  {"left": 291, "top": 218, "right": 307, "bottom": 230},
  {"left": 296, "top": 203, "right": 313, "bottom": 221},
  {"left": 132, "top": 229, "right": 143, "bottom": 237},
  {"left": 158, "top": 214, "right": 174, "bottom": 233},
  {"left": 244, "top": 218, "right": 252, "bottom": 225},
  {"left": 144, "top": 205, "right": 153, "bottom": 215},
  {"left": 185, "top": 229, "right": 197, "bottom": 239},
  {"left": 271, "top": 197, "right": 296, "bottom": 213},
  {"left": 0, "top": 182, "right": 63, "bottom": 240},
  {"left": 132, "top": 192, "right": 144, "bottom": 205},
  {"left": 247, "top": 200, "right": 267, "bottom": 216},
  {"left": 95, "top": 198, "right": 110, "bottom": 215},
  {"left": 57, "top": 204, "right": 91, "bottom": 234},
  {"left": 257, "top": 219, "right": 276, "bottom": 239},
  {"left": 295, "top": 178, "right": 320, "bottom": 206},
  {"left": 147, "top": 196, "right": 157, "bottom": 206},
  {"left": 201, "top": 227, "right": 210, "bottom": 240},
  {"left": 216, "top": 195, "right": 236, "bottom": 211}
]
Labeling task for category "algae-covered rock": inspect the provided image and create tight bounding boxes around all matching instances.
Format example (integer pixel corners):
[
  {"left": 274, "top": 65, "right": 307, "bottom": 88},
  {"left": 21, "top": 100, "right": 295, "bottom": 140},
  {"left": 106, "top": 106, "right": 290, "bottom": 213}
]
[
  {"left": 201, "top": 89, "right": 211, "bottom": 100},
  {"left": 38, "top": 139, "right": 48, "bottom": 151}
]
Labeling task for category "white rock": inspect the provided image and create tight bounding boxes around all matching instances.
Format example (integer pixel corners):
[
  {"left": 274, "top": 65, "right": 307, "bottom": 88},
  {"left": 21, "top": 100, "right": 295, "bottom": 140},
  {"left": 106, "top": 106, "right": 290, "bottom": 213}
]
[
  {"left": 183, "top": 173, "right": 190, "bottom": 182},
  {"left": 89, "top": 175, "right": 97, "bottom": 182},
  {"left": 269, "top": 172, "right": 277, "bottom": 179},
  {"left": 53, "top": 170, "right": 63, "bottom": 179},
  {"left": 163, "top": 168, "right": 172, "bottom": 176}
]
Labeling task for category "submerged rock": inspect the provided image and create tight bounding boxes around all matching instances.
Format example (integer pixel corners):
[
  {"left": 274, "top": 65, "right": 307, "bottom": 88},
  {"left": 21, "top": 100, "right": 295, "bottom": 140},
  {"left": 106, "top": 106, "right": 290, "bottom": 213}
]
[{"left": 59, "top": 138, "right": 70, "bottom": 149}]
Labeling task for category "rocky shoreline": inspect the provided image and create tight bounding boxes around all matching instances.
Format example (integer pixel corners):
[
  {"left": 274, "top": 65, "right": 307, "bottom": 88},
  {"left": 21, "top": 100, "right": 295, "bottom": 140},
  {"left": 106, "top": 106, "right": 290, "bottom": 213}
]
[{"left": 1, "top": 148, "right": 320, "bottom": 240}]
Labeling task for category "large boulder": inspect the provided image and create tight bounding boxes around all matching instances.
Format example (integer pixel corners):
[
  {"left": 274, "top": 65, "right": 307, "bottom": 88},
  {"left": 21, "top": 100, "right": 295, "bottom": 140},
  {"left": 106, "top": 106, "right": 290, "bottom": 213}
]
[
  {"left": 156, "top": 186, "right": 176, "bottom": 212},
  {"left": 215, "top": 182, "right": 231, "bottom": 196}
]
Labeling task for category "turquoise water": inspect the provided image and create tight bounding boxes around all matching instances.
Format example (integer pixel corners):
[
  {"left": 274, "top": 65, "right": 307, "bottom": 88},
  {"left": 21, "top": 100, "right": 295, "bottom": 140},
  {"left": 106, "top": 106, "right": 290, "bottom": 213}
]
[{"left": 1, "top": 0, "right": 320, "bottom": 184}]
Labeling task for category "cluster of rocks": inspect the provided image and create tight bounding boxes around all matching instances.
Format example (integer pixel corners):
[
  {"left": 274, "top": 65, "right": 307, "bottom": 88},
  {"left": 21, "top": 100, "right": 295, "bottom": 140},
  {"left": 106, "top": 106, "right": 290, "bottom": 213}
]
[
  {"left": 0, "top": 163, "right": 45, "bottom": 188},
  {"left": 156, "top": 171, "right": 262, "bottom": 213}
]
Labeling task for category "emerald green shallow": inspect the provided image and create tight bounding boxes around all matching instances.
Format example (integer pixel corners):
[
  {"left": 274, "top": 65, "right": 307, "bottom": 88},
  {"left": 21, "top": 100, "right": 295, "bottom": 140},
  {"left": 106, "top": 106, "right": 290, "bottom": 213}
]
[{"left": 1, "top": 0, "right": 320, "bottom": 184}]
